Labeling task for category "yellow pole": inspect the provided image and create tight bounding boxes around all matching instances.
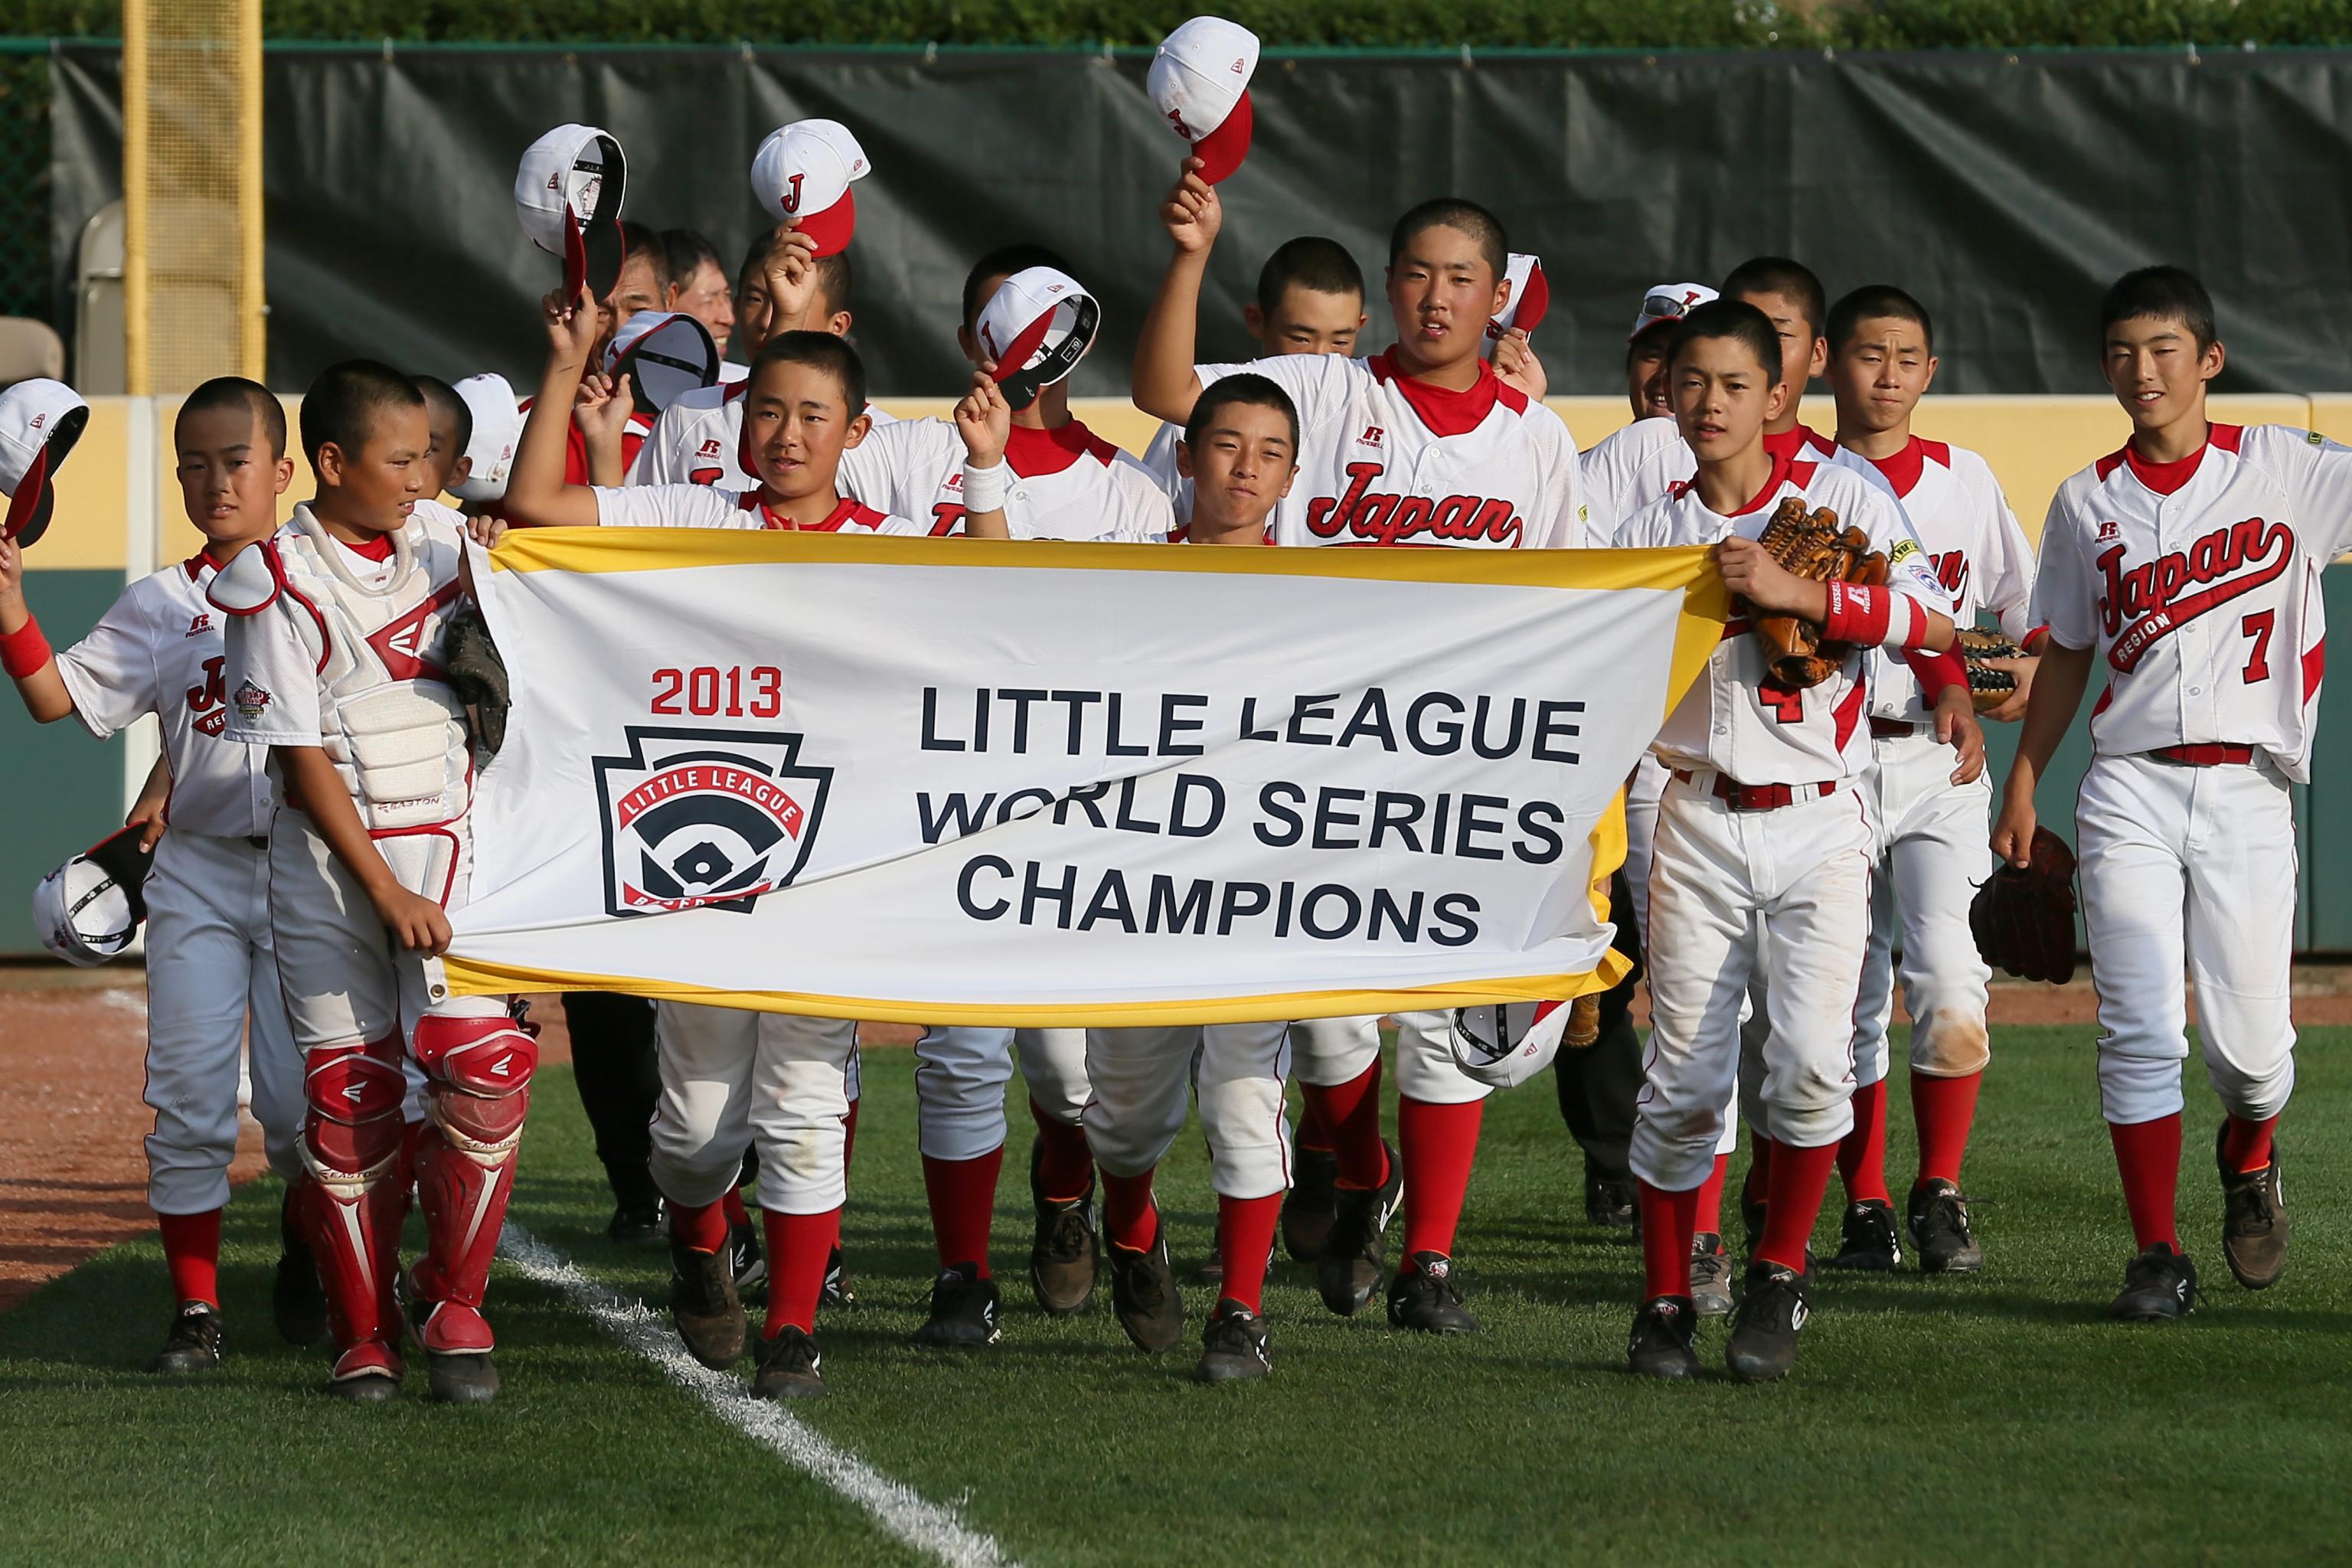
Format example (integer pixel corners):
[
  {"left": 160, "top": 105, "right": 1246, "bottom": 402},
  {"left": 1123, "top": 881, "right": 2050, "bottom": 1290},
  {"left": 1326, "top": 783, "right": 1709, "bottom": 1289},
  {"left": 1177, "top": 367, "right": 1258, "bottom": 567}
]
[
  {"left": 122, "top": 0, "right": 149, "bottom": 397},
  {"left": 237, "top": 0, "right": 266, "bottom": 380}
]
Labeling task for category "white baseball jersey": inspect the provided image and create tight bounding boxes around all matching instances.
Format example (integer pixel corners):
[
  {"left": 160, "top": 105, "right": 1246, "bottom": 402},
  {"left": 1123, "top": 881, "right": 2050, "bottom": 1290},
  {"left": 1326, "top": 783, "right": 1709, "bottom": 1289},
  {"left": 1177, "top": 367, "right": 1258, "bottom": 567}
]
[
  {"left": 838, "top": 417, "right": 1171, "bottom": 541},
  {"left": 592, "top": 484, "right": 923, "bottom": 534},
  {"left": 1194, "top": 351, "right": 1584, "bottom": 548},
  {"left": 53, "top": 552, "right": 273, "bottom": 838},
  {"left": 1828, "top": 436, "right": 2037, "bottom": 722},
  {"left": 1579, "top": 416, "right": 1692, "bottom": 544},
  {"left": 628, "top": 379, "right": 894, "bottom": 491},
  {"left": 2036, "top": 422, "right": 2352, "bottom": 783},
  {"left": 1618, "top": 453, "right": 1944, "bottom": 785}
]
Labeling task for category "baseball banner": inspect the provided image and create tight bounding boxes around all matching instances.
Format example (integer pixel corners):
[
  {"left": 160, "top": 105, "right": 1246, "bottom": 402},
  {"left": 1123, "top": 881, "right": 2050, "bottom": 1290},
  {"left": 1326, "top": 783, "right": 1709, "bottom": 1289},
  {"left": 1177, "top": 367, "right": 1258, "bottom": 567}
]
[{"left": 444, "top": 529, "right": 1726, "bottom": 1024}]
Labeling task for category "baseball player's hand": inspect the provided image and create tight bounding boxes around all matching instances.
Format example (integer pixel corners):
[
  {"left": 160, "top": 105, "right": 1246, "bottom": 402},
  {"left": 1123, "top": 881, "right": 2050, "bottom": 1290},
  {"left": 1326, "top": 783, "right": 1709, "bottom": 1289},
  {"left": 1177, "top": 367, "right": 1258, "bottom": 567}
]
[
  {"left": 126, "top": 767, "right": 172, "bottom": 851},
  {"left": 1979, "top": 652, "right": 2038, "bottom": 723},
  {"left": 1715, "top": 535, "right": 1827, "bottom": 619},
  {"left": 464, "top": 511, "right": 506, "bottom": 548},
  {"left": 1492, "top": 328, "right": 1547, "bottom": 400},
  {"left": 543, "top": 284, "right": 599, "bottom": 364},
  {"left": 574, "top": 371, "right": 636, "bottom": 444},
  {"left": 760, "top": 224, "right": 822, "bottom": 335},
  {"left": 1932, "top": 682, "right": 1987, "bottom": 785},
  {"left": 374, "top": 886, "right": 454, "bottom": 957},
  {"left": 954, "top": 372, "right": 1012, "bottom": 469},
  {"left": 1990, "top": 783, "right": 2038, "bottom": 869},
  {"left": 0, "top": 535, "right": 27, "bottom": 614},
  {"left": 1161, "top": 158, "right": 1223, "bottom": 254}
]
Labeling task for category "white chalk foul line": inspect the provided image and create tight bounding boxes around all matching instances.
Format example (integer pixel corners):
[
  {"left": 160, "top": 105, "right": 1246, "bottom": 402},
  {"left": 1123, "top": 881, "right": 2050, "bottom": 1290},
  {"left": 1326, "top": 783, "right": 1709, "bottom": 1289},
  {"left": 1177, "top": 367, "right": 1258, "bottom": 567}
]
[{"left": 498, "top": 1223, "right": 1020, "bottom": 1568}]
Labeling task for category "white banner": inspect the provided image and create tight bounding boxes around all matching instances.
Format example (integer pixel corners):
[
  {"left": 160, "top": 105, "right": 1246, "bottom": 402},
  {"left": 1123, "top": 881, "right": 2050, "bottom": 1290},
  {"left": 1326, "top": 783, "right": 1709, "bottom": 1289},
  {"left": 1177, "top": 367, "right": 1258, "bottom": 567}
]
[{"left": 446, "top": 530, "right": 1723, "bottom": 1024}]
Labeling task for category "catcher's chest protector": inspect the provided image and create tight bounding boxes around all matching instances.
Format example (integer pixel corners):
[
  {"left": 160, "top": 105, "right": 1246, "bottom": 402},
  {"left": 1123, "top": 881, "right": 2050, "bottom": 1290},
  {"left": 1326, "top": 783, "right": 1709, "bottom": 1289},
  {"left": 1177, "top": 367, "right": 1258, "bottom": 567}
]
[{"left": 279, "top": 513, "right": 472, "bottom": 835}]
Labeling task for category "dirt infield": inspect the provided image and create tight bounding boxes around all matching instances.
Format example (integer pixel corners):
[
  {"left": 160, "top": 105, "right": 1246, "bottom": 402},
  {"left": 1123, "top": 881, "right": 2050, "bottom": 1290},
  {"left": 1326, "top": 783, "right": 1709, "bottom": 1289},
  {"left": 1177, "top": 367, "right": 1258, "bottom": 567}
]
[{"left": 1, "top": 961, "right": 2343, "bottom": 1314}]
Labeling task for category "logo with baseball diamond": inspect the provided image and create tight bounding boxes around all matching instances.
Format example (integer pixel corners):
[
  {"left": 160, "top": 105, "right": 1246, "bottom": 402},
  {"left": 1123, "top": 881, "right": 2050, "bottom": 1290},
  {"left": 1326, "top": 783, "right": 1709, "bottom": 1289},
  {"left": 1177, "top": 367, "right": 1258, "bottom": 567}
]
[{"left": 592, "top": 726, "right": 832, "bottom": 919}]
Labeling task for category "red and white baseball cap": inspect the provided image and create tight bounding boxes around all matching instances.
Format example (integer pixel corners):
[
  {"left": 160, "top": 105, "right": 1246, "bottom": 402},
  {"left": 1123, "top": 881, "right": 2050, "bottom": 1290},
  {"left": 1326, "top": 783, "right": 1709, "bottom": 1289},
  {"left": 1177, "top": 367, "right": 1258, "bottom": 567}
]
[
  {"left": 515, "top": 124, "right": 629, "bottom": 303},
  {"left": 751, "top": 119, "right": 871, "bottom": 258},
  {"left": 604, "top": 311, "right": 720, "bottom": 414},
  {"left": 0, "top": 377, "right": 89, "bottom": 547},
  {"left": 31, "top": 825, "right": 152, "bottom": 967},
  {"left": 1148, "top": 17, "right": 1258, "bottom": 184},
  {"left": 1488, "top": 253, "right": 1551, "bottom": 341},
  {"left": 449, "top": 373, "right": 521, "bottom": 504},
  {"left": 1632, "top": 282, "right": 1718, "bottom": 341},
  {"left": 975, "top": 267, "right": 1101, "bottom": 412},
  {"left": 1448, "top": 998, "right": 1578, "bottom": 1090}
]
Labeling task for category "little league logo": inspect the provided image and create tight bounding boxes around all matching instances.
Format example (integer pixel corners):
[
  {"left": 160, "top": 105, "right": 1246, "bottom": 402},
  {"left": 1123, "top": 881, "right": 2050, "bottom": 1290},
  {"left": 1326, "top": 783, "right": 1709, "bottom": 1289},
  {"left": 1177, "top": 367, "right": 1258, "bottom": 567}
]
[{"left": 592, "top": 727, "right": 832, "bottom": 919}]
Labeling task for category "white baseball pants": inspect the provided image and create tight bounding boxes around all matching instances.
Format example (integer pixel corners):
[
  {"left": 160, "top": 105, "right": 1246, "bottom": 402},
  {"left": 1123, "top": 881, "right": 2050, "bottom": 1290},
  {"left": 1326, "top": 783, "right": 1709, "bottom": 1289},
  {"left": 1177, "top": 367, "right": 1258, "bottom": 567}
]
[
  {"left": 1633, "top": 773, "right": 1873, "bottom": 1190},
  {"left": 649, "top": 1002, "right": 858, "bottom": 1214},
  {"left": 1852, "top": 728, "right": 1994, "bottom": 1086},
  {"left": 912, "top": 1026, "right": 1089, "bottom": 1162},
  {"left": 2077, "top": 753, "right": 2297, "bottom": 1125},
  {"left": 1292, "top": 1011, "right": 1488, "bottom": 1104},
  {"left": 141, "top": 830, "right": 305, "bottom": 1214},
  {"left": 1083, "top": 1023, "right": 1293, "bottom": 1198}
]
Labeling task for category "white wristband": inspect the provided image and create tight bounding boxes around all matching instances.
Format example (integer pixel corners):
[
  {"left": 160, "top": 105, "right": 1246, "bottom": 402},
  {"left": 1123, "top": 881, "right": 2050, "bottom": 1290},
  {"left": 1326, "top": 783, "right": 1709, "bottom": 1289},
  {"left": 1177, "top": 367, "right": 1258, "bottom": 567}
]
[{"left": 960, "top": 462, "right": 1009, "bottom": 514}]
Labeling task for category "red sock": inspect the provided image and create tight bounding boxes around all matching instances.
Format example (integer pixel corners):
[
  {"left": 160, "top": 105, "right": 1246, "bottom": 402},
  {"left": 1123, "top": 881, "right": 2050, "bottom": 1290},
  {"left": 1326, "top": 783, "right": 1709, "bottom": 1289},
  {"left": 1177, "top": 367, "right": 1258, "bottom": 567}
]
[
  {"left": 1695, "top": 1154, "right": 1730, "bottom": 1237},
  {"left": 1911, "top": 1070, "right": 1983, "bottom": 1187},
  {"left": 1029, "top": 1099, "right": 1094, "bottom": 1202},
  {"left": 1753, "top": 1138, "right": 1839, "bottom": 1274},
  {"left": 671, "top": 1196, "right": 729, "bottom": 1254},
  {"left": 2221, "top": 1112, "right": 2277, "bottom": 1174},
  {"left": 1099, "top": 1167, "right": 1160, "bottom": 1253},
  {"left": 1217, "top": 1193, "right": 1281, "bottom": 1311},
  {"left": 721, "top": 1187, "right": 751, "bottom": 1228},
  {"left": 2109, "top": 1113, "right": 2183, "bottom": 1250},
  {"left": 158, "top": 1209, "right": 224, "bottom": 1308},
  {"left": 1839, "top": 1079, "right": 1891, "bottom": 1205},
  {"left": 841, "top": 1098, "right": 861, "bottom": 1174},
  {"left": 1296, "top": 1089, "right": 1334, "bottom": 1155},
  {"left": 762, "top": 1207, "right": 839, "bottom": 1336},
  {"left": 1397, "top": 1096, "right": 1482, "bottom": 1261},
  {"left": 1637, "top": 1181, "right": 1702, "bottom": 1298},
  {"left": 1304, "top": 1060, "right": 1387, "bottom": 1191},
  {"left": 922, "top": 1146, "right": 1003, "bottom": 1276},
  {"left": 1743, "top": 1134, "right": 1777, "bottom": 1209}
]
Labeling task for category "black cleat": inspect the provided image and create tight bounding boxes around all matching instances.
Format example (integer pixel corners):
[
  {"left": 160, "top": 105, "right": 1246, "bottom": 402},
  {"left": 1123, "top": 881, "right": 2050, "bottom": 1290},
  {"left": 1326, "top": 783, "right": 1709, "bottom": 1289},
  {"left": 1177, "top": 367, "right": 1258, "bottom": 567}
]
[
  {"left": 2217, "top": 1126, "right": 2289, "bottom": 1290},
  {"left": 606, "top": 1197, "right": 667, "bottom": 1245},
  {"left": 822, "top": 1243, "right": 856, "bottom": 1310},
  {"left": 403, "top": 1296, "right": 501, "bottom": 1404},
  {"left": 1106, "top": 1223, "right": 1186, "bottom": 1354},
  {"left": 668, "top": 1228, "right": 749, "bottom": 1370},
  {"left": 146, "top": 1302, "right": 224, "bottom": 1374},
  {"left": 1689, "top": 1232, "right": 1735, "bottom": 1316},
  {"left": 2109, "top": 1242, "right": 2200, "bottom": 1321},
  {"left": 750, "top": 1325, "right": 827, "bottom": 1400},
  {"left": 1029, "top": 1140, "right": 1099, "bottom": 1316},
  {"left": 1725, "top": 1262, "right": 1809, "bottom": 1383},
  {"left": 912, "top": 1263, "right": 1001, "bottom": 1348},
  {"left": 730, "top": 1220, "right": 766, "bottom": 1292},
  {"left": 1281, "top": 1146, "right": 1341, "bottom": 1261},
  {"left": 1627, "top": 1294, "right": 1700, "bottom": 1380},
  {"left": 1906, "top": 1180, "right": 1984, "bottom": 1274},
  {"left": 1824, "top": 1198, "right": 1903, "bottom": 1271},
  {"left": 1387, "top": 1251, "right": 1478, "bottom": 1335},
  {"left": 1194, "top": 1298, "right": 1272, "bottom": 1383},
  {"left": 273, "top": 1194, "right": 328, "bottom": 1345},
  {"left": 1584, "top": 1167, "right": 1638, "bottom": 1230},
  {"left": 1316, "top": 1138, "right": 1403, "bottom": 1316}
]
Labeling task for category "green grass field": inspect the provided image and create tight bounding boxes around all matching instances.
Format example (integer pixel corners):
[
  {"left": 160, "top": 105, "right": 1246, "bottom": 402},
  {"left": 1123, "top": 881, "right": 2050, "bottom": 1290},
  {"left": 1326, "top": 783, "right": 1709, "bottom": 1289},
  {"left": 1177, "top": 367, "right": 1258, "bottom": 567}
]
[{"left": 4, "top": 1024, "right": 2349, "bottom": 1567}]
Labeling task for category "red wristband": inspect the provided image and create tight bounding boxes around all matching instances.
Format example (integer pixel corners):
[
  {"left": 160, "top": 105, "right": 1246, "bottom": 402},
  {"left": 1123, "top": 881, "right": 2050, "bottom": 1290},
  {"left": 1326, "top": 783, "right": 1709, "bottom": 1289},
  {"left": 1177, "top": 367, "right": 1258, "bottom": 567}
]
[
  {"left": 1821, "top": 581, "right": 1891, "bottom": 645},
  {"left": 0, "top": 614, "right": 51, "bottom": 678},
  {"left": 1906, "top": 645, "right": 1968, "bottom": 699}
]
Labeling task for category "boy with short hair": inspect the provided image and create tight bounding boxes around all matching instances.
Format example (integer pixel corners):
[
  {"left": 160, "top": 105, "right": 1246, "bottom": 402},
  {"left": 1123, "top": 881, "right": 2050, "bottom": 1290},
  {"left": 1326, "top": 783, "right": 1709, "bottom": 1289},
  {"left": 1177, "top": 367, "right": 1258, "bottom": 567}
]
[
  {"left": 505, "top": 284, "right": 1011, "bottom": 1398},
  {"left": 1819, "top": 284, "right": 2037, "bottom": 1276},
  {"left": 210, "top": 361, "right": 531, "bottom": 1404},
  {"left": 1995, "top": 266, "right": 2352, "bottom": 1319},
  {"left": 1133, "top": 165, "right": 1586, "bottom": 1335},
  {"left": 0, "top": 377, "right": 319, "bottom": 1374},
  {"left": 1723, "top": 256, "right": 1836, "bottom": 462},
  {"left": 1615, "top": 299, "right": 1963, "bottom": 1383}
]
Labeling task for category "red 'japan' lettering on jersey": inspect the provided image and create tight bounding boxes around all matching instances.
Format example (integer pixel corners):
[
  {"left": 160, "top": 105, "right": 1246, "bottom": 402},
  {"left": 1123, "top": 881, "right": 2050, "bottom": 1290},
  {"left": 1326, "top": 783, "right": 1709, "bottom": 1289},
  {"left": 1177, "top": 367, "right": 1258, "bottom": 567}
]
[
  {"left": 1302, "top": 460, "right": 1525, "bottom": 546},
  {"left": 2096, "top": 516, "right": 2293, "bottom": 669}
]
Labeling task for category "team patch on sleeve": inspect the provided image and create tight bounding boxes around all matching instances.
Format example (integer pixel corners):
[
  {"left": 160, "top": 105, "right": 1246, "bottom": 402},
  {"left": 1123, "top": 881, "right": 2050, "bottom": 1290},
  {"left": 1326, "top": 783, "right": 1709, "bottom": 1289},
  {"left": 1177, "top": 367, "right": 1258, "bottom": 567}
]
[{"left": 233, "top": 679, "right": 272, "bottom": 722}]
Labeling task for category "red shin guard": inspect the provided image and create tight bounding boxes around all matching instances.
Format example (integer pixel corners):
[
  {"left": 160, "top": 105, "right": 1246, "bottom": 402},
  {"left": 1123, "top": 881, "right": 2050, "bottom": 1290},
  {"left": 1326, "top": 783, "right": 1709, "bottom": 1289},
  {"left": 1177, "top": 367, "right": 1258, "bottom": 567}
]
[
  {"left": 1638, "top": 1181, "right": 1701, "bottom": 1298},
  {"left": 1397, "top": 1096, "right": 1483, "bottom": 1261},
  {"left": 1910, "top": 1070, "right": 1983, "bottom": 1187},
  {"left": 2109, "top": 1113, "right": 2183, "bottom": 1251},
  {"left": 1305, "top": 1059, "right": 1387, "bottom": 1191},
  {"left": 158, "top": 1209, "right": 224, "bottom": 1308},
  {"left": 1217, "top": 1193, "right": 1281, "bottom": 1311},
  {"left": 408, "top": 1015, "right": 537, "bottom": 1330},
  {"left": 923, "top": 1146, "right": 1004, "bottom": 1275},
  {"left": 1839, "top": 1079, "right": 1891, "bottom": 1205},
  {"left": 1029, "top": 1098, "right": 1094, "bottom": 1203},
  {"left": 300, "top": 1036, "right": 408, "bottom": 1352},
  {"left": 1753, "top": 1138, "right": 1840, "bottom": 1275},
  {"left": 1099, "top": 1167, "right": 1161, "bottom": 1253},
  {"left": 763, "top": 1207, "right": 840, "bottom": 1337}
]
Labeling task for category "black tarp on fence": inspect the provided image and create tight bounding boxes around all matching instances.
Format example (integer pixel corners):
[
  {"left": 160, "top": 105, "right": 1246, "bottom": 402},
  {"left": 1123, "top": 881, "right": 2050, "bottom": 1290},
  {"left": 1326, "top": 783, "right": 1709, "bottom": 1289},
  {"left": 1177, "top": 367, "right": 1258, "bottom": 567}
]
[{"left": 46, "top": 43, "right": 2352, "bottom": 395}]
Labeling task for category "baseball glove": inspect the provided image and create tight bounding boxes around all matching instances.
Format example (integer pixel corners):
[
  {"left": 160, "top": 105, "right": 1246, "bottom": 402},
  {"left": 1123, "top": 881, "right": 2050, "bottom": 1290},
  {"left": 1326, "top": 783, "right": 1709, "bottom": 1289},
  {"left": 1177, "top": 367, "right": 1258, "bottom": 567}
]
[
  {"left": 1970, "top": 826, "right": 2078, "bottom": 985},
  {"left": 443, "top": 603, "right": 511, "bottom": 756},
  {"left": 1750, "top": 498, "right": 1889, "bottom": 688},
  {"left": 1957, "top": 628, "right": 2024, "bottom": 714}
]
